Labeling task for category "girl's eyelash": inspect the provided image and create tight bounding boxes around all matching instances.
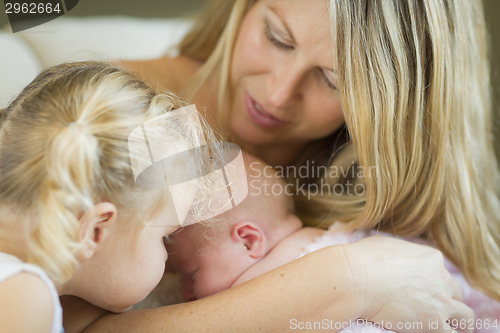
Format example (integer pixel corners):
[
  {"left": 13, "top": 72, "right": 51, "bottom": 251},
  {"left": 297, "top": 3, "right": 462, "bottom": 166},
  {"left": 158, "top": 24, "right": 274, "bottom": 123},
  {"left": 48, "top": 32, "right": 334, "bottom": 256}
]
[
  {"left": 163, "top": 235, "right": 172, "bottom": 244},
  {"left": 264, "top": 20, "right": 294, "bottom": 51},
  {"left": 163, "top": 228, "right": 182, "bottom": 245},
  {"left": 170, "top": 228, "right": 182, "bottom": 236}
]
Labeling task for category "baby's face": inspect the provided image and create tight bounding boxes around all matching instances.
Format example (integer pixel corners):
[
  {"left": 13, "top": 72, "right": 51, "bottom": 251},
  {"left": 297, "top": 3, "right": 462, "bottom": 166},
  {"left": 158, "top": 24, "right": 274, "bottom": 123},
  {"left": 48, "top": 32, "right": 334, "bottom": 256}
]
[{"left": 166, "top": 223, "right": 247, "bottom": 301}]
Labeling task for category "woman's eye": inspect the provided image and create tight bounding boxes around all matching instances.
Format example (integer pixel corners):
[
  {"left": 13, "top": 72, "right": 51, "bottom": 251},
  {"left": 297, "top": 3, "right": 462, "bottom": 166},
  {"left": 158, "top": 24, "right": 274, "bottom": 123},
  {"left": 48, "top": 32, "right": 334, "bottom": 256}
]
[
  {"left": 264, "top": 21, "right": 294, "bottom": 51},
  {"left": 319, "top": 69, "right": 337, "bottom": 90}
]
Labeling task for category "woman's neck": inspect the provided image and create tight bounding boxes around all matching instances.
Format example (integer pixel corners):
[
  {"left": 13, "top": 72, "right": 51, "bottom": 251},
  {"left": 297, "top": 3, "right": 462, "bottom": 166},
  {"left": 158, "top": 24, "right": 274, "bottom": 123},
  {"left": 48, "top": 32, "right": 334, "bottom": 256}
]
[{"left": 233, "top": 140, "right": 306, "bottom": 168}]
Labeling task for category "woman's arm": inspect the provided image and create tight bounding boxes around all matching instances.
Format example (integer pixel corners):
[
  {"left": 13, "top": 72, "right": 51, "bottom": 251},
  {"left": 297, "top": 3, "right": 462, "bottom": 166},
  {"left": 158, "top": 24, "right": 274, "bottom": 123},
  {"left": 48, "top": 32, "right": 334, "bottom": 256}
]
[
  {"left": 347, "top": 236, "right": 474, "bottom": 332},
  {"left": 118, "top": 57, "right": 201, "bottom": 93},
  {"left": 66, "top": 236, "right": 473, "bottom": 333}
]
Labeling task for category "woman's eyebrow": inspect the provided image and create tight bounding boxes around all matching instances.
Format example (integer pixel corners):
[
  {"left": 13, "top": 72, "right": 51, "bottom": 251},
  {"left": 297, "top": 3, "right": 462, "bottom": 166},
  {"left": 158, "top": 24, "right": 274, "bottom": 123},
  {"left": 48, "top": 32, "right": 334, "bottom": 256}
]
[{"left": 267, "top": 5, "right": 296, "bottom": 43}]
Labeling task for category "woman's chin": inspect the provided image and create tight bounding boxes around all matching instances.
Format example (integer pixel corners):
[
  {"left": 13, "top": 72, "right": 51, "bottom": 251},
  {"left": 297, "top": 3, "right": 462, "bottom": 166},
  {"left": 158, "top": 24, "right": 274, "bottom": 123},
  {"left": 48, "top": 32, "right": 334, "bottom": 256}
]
[{"left": 231, "top": 121, "right": 279, "bottom": 147}]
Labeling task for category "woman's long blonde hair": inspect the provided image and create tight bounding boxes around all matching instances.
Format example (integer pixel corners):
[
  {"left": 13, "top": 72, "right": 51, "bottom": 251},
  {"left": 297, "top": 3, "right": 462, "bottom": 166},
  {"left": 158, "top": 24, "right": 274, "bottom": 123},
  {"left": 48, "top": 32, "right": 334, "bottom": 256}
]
[
  {"left": 0, "top": 61, "right": 215, "bottom": 285},
  {"left": 179, "top": 0, "right": 500, "bottom": 300}
]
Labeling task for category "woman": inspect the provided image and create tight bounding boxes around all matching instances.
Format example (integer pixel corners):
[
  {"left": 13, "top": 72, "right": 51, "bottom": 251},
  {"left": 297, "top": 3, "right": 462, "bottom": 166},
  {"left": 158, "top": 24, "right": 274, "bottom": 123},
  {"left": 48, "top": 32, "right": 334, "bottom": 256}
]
[
  {"left": 64, "top": 0, "right": 497, "bottom": 331},
  {"left": 133, "top": 0, "right": 500, "bottom": 298}
]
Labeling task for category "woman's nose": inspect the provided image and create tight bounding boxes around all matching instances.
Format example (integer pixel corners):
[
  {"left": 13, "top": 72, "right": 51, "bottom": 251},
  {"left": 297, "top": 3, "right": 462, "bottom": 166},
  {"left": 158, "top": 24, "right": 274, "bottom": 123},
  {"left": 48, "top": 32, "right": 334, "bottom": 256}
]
[{"left": 267, "top": 64, "right": 303, "bottom": 108}]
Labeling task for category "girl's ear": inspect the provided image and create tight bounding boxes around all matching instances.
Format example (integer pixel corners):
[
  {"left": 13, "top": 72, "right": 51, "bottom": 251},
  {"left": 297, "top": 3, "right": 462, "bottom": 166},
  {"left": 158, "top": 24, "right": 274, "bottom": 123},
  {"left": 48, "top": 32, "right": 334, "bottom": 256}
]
[
  {"left": 231, "top": 221, "right": 267, "bottom": 259},
  {"left": 78, "top": 202, "right": 117, "bottom": 261}
]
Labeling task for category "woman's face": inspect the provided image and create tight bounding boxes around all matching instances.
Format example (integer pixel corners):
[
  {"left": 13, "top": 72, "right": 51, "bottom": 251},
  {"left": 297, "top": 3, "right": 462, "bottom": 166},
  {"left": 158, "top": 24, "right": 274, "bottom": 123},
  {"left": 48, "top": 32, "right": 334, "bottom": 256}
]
[{"left": 228, "top": 0, "right": 344, "bottom": 150}]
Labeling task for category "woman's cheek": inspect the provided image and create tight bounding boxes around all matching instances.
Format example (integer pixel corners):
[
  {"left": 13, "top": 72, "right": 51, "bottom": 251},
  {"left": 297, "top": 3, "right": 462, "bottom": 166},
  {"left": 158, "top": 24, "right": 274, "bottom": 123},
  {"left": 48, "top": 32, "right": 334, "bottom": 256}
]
[{"left": 232, "top": 11, "right": 269, "bottom": 80}]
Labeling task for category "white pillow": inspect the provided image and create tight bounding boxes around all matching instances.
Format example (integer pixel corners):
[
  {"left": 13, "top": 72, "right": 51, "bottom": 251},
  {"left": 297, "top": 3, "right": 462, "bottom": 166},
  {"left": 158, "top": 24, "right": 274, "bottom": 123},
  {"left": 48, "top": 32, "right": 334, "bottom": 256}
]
[
  {"left": 15, "top": 16, "right": 191, "bottom": 67},
  {"left": 0, "top": 32, "right": 42, "bottom": 108},
  {"left": 0, "top": 16, "right": 190, "bottom": 108}
]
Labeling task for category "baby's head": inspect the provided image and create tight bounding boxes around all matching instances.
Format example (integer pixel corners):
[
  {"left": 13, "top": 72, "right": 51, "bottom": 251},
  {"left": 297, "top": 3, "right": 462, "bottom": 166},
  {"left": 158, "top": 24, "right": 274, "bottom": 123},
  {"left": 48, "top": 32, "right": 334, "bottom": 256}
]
[
  {"left": 0, "top": 62, "right": 215, "bottom": 312},
  {"left": 167, "top": 153, "right": 302, "bottom": 300}
]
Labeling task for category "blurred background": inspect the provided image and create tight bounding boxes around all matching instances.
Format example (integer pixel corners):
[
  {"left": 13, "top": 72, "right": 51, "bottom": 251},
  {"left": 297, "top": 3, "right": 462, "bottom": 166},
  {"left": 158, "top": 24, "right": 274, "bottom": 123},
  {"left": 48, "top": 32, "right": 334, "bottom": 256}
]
[{"left": 1, "top": 0, "right": 499, "bottom": 160}]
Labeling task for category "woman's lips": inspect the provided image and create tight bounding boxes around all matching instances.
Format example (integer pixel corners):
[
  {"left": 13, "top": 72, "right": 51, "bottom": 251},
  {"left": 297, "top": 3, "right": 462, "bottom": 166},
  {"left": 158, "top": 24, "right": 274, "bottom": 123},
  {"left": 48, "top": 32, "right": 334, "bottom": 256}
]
[{"left": 244, "top": 91, "right": 288, "bottom": 128}]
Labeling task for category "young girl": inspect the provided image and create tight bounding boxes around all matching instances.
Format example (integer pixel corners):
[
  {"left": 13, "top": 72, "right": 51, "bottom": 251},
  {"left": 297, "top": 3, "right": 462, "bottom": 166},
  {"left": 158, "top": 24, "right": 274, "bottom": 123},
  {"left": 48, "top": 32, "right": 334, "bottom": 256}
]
[{"left": 0, "top": 61, "right": 217, "bottom": 332}]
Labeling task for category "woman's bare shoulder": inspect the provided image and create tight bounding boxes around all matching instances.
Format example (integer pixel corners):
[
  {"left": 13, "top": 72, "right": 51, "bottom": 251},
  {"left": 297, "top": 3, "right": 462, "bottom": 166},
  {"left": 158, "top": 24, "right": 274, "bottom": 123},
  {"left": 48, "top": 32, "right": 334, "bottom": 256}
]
[{"left": 118, "top": 56, "right": 202, "bottom": 93}]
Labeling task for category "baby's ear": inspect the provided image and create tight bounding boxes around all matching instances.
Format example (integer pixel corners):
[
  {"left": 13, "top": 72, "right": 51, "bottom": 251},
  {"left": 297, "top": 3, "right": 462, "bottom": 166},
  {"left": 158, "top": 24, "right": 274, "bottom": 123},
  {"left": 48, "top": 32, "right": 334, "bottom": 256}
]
[
  {"left": 78, "top": 202, "right": 117, "bottom": 261},
  {"left": 231, "top": 222, "right": 266, "bottom": 259}
]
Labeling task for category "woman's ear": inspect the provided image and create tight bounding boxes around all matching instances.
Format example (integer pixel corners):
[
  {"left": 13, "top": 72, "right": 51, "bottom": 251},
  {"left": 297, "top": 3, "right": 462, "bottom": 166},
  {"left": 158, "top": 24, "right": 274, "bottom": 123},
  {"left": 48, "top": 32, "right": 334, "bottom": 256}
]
[
  {"left": 231, "top": 221, "right": 267, "bottom": 259},
  {"left": 78, "top": 202, "right": 117, "bottom": 261}
]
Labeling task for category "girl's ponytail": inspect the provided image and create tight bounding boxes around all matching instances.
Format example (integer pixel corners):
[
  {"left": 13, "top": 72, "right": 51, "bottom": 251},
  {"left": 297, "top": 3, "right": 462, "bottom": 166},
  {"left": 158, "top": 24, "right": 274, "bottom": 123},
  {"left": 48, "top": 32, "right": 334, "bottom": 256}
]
[
  {"left": 32, "top": 122, "right": 100, "bottom": 284},
  {"left": 0, "top": 61, "right": 197, "bottom": 284}
]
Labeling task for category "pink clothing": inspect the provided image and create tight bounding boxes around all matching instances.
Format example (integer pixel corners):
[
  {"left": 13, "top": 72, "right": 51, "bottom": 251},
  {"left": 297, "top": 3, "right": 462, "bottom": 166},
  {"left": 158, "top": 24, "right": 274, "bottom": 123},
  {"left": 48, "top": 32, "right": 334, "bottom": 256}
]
[{"left": 299, "top": 226, "right": 500, "bottom": 333}]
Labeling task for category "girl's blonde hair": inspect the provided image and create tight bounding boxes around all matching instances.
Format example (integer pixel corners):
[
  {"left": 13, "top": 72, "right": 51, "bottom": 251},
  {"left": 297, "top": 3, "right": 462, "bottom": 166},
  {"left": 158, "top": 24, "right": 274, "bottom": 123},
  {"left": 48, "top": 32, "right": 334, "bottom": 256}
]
[
  {"left": 0, "top": 61, "right": 216, "bottom": 285},
  {"left": 179, "top": 0, "right": 500, "bottom": 300}
]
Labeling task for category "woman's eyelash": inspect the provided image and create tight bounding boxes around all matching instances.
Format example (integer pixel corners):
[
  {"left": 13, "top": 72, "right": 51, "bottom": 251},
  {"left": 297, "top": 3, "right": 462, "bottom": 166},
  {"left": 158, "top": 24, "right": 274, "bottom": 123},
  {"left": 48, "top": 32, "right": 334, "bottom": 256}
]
[
  {"left": 263, "top": 18, "right": 335, "bottom": 90},
  {"left": 320, "top": 70, "right": 337, "bottom": 90},
  {"left": 264, "top": 21, "right": 294, "bottom": 51}
]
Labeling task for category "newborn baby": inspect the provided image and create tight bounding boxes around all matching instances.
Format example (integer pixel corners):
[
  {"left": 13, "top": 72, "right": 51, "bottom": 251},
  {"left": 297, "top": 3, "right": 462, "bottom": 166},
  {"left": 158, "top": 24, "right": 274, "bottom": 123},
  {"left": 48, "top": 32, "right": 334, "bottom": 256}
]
[{"left": 166, "top": 154, "right": 500, "bottom": 333}]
